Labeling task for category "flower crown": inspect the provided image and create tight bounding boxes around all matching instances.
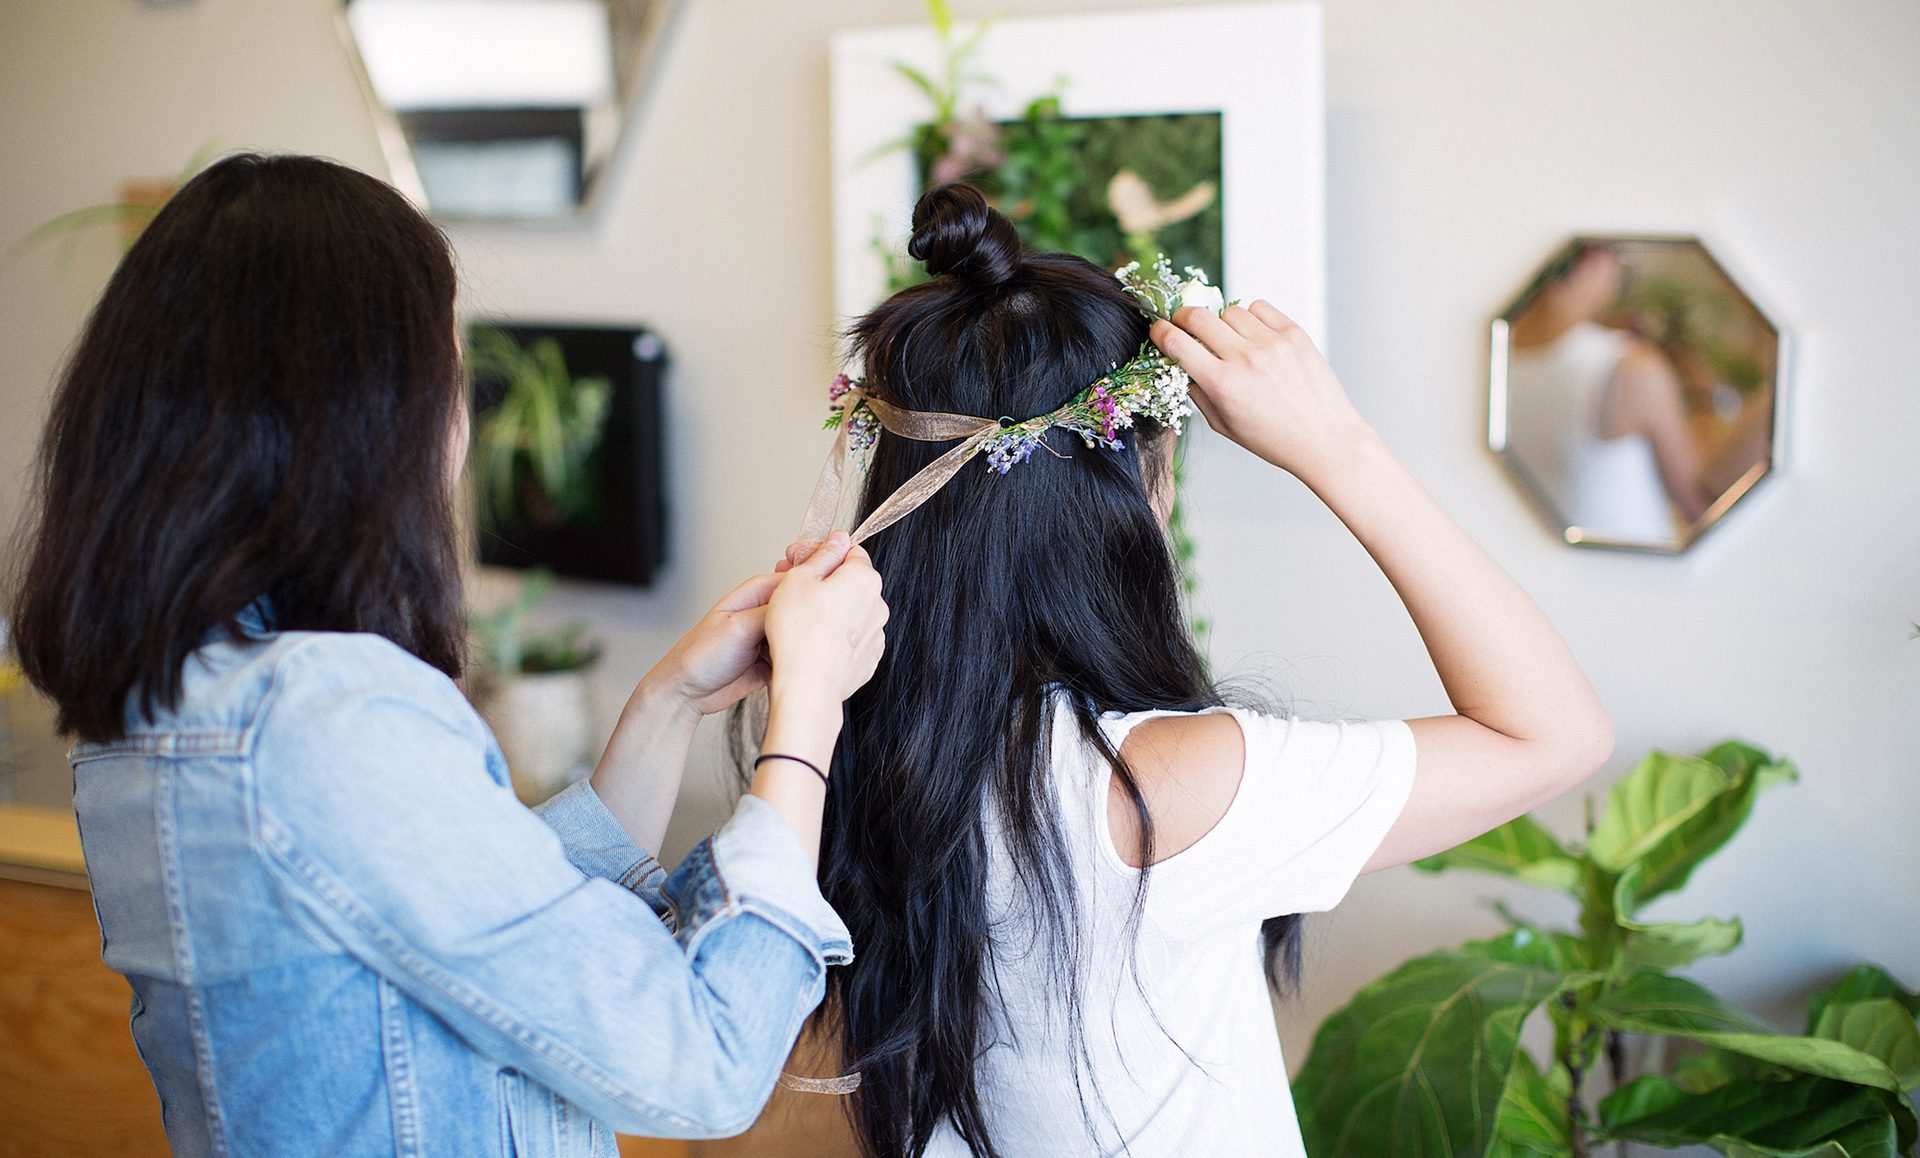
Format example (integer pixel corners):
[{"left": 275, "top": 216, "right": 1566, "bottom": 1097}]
[
  {"left": 800, "top": 256, "right": 1223, "bottom": 546},
  {"left": 825, "top": 256, "right": 1220, "bottom": 473}
]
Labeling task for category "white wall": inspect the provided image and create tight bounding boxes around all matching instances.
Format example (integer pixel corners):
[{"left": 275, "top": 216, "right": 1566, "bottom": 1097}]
[{"left": 2, "top": 0, "right": 1915, "bottom": 1073}]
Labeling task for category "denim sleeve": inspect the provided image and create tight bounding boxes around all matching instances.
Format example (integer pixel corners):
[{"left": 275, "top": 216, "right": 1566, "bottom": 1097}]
[
  {"left": 534, "top": 781, "right": 671, "bottom": 921},
  {"left": 536, "top": 780, "right": 853, "bottom": 957},
  {"left": 248, "top": 635, "right": 851, "bottom": 1138}
]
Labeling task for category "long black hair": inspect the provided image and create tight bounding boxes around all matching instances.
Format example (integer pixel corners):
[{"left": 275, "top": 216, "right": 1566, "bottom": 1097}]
[
  {"left": 7, "top": 153, "right": 467, "bottom": 742},
  {"left": 814, "top": 185, "right": 1303, "bottom": 1157}
]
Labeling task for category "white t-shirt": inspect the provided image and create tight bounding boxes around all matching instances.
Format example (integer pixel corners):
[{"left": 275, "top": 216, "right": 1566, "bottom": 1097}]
[
  {"left": 1507, "top": 321, "right": 1680, "bottom": 544},
  {"left": 923, "top": 700, "right": 1417, "bottom": 1157}
]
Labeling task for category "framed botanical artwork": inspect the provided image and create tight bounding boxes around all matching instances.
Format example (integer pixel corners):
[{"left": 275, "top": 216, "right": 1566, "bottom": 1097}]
[
  {"left": 828, "top": 1, "right": 1327, "bottom": 344},
  {"left": 467, "top": 322, "right": 668, "bottom": 586}
]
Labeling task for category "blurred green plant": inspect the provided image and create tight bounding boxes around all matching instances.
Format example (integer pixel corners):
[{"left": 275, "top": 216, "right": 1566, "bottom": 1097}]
[
  {"left": 468, "top": 569, "right": 602, "bottom": 677},
  {"left": 1620, "top": 276, "right": 1768, "bottom": 397},
  {"left": 466, "top": 326, "right": 612, "bottom": 533},
  {"left": 1295, "top": 741, "right": 1919, "bottom": 1158},
  {"left": 9, "top": 147, "right": 216, "bottom": 259}
]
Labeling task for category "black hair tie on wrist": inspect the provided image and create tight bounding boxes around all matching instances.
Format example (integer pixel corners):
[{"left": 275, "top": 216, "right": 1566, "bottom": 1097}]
[{"left": 754, "top": 753, "right": 829, "bottom": 787}]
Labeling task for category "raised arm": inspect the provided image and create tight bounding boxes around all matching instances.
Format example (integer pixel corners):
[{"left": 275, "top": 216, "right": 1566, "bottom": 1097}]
[
  {"left": 1151, "top": 304, "right": 1613, "bottom": 873},
  {"left": 1604, "top": 341, "right": 1709, "bottom": 523},
  {"left": 588, "top": 533, "right": 886, "bottom": 860}
]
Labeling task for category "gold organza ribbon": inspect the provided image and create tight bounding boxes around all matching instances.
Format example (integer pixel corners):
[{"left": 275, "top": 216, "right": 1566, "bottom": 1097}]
[
  {"left": 776, "top": 1014, "right": 862, "bottom": 1096},
  {"left": 776, "top": 1070, "right": 863, "bottom": 1095},
  {"left": 780, "top": 392, "right": 987, "bottom": 1096},
  {"left": 799, "top": 389, "right": 1004, "bottom": 545}
]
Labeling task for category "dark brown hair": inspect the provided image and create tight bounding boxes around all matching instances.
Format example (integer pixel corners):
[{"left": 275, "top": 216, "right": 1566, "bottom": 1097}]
[{"left": 7, "top": 153, "right": 467, "bottom": 741}]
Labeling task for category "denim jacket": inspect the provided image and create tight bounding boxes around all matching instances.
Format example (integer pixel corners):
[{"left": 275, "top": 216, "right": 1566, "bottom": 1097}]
[{"left": 69, "top": 624, "right": 851, "bottom": 1156}]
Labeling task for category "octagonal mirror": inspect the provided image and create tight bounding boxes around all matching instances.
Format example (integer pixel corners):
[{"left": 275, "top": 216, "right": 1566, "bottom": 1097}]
[
  {"left": 338, "top": 0, "right": 679, "bottom": 221},
  {"left": 1491, "top": 236, "right": 1784, "bottom": 553}
]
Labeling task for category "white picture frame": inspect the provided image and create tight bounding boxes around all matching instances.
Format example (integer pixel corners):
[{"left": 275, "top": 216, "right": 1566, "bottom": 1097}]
[{"left": 828, "top": 1, "right": 1327, "bottom": 344}]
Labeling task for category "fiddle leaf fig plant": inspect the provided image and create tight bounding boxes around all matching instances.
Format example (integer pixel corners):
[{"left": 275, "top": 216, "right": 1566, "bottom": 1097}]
[{"left": 1295, "top": 742, "right": 1920, "bottom": 1158}]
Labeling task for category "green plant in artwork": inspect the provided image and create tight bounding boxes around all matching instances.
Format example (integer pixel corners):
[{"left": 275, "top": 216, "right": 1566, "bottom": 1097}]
[
  {"left": 466, "top": 326, "right": 612, "bottom": 534},
  {"left": 1294, "top": 741, "right": 1920, "bottom": 1158},
  {"left": 879, "top": 0, "right": 1227, "bottom": 645}
]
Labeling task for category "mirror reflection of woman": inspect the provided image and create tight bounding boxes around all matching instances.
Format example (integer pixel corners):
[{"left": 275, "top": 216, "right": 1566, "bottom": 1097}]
[
  {"left": 1506, "top": 244, "right": 1710, "bottom": 541},
  {"left": 5, "top": 153, "right": 889, "bottom": 1155}
]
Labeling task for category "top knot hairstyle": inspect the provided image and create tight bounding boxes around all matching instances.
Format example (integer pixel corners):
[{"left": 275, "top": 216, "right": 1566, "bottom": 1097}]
[
  {"left": 7, "top": 153, "right": 468, "bottom": 742},
  {"left": 795, "top": 184, "right": 1305, "bottom": 1158},
  {"left": 907, "top": 183, "right": 1024, "bottom": 287}
]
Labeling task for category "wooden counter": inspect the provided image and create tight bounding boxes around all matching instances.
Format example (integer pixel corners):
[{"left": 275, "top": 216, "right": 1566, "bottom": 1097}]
[{"left": 0, "top": 678, "right": 86, "bottom": 888}]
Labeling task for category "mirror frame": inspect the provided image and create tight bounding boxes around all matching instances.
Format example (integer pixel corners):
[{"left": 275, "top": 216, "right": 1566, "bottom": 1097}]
[
  {"left": 334, "top": 0, "right": 683, "bottom": 224},
  {"left": 1489, "top": 233, "right": 1789, "bottom": 555}
]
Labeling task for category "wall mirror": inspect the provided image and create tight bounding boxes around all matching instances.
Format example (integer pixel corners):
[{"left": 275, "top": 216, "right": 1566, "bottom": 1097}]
[
  {"left": 338, "top": 0, "right": 679, "bottom": 220},
  {"left": 1491, "top": 236, "right": 1784, "bottom": 553}
]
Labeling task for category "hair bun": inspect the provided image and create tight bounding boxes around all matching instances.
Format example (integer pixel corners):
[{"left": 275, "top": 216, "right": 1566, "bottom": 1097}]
[{"left": 908, "top": 184, "right": 1022, "bottom": 287}]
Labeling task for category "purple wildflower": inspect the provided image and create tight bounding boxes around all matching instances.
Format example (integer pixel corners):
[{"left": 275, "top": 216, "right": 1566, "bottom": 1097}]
[
  {"left": 1090, "top": 384, "right": 1120, "bottom": 442},
  {"left": 847, "top": 406, "right": 880, "bottom": 453}
]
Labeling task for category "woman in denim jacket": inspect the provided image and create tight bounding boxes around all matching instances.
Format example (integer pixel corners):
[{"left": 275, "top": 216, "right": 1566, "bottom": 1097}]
[{"left": 6, "top": 153, "right": 887, "bottom": 1156}]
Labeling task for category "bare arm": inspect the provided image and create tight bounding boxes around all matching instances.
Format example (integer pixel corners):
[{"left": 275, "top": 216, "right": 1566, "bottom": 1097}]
[
  {"left": 1150, "top": 304, "right": 1613, "bottom": 874},
  {"left": 588, "top": 534, "right": 887, "bottom": 864},
  {"left": 1605, "top": 343, "right": 1708, "bottom": 522}
]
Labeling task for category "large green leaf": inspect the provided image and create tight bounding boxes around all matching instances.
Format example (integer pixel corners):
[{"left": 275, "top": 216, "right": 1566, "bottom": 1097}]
[
  {"left": 1489, "top": 906, "right": 1593, "bottom": 971},
  {"left": 1413, "top": 815, "right": 1583, "bottom": 894},
  {"left": 1673, "top": 1046, "right": 1782, "bottom": 1094},
  {"left": 1814, "top": 999, "right": 1920, "bottom": 1091},
  {"left": 1619, "top": 914, "right": 1745, "bottom": 971},
  {"left": 1590, "top": 973, "right": 1903, "bottom": 1092},
  {"left": 1598, "top": 1073, "right": 1901, "bottom": 1158},
  {"left": 1484, "top": 1049, "right": 1572, "bottom": 1158},
  {"left": 1587, "top": 752, "right": 1734, "bottom": 870},
  {"left": 1590, "top": 745, "right": 1795, "bottom": 914},
  {"left": 1809, "top": 966, "right": 1920, "bottom": 1030},
  {"left": 1700, "top": 740, "right": 1799, "bottom": 790},
  {"left": 1294, "top": 932, "right": 1579, "bottom": 1157}
]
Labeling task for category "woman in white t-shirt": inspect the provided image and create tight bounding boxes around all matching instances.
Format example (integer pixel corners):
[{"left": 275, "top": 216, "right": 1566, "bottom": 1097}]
[
  {"left": 1505, "top": 243, "right": 1710, "bottom": 543},
  {"left": 772, "top": 184, "right": 1612, "bottom": 1157}
]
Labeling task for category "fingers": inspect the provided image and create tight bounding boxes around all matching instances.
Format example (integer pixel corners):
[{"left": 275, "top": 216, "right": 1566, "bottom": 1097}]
[
  {"left": 1246, "top": 299, "right": 1302, "bottom": 337},
  {"left": 708, "top": 658, "right": 772, "bottom": 712},
  {"left": 1167, "top": 306, "right": 1246, "bottom": 361},
  {"left": 1150, "top": 319, "right": 1221, "bottom": 375},
  {"left": 786, "top": 539, "right": 821, "bottom": 567},
  {"left": 727, "top": 605, "right": 769, "bottom": 640},
  {"left": 834, "top": 545, "right": 888, "bottom": 626},
  {"left": 790, "top": 531, "right": 853, "bottom": 578},
  {"left": 714, "top": 571, "right": 782, "bottom": 612},
  {"left": 1219, "top": 303, "right": 1269, "bottom": 341}
]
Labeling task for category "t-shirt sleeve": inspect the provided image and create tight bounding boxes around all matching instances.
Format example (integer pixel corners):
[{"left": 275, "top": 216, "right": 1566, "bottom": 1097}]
[{"left": 1135, "top": 710, "right": 1417, "bottom": 936}]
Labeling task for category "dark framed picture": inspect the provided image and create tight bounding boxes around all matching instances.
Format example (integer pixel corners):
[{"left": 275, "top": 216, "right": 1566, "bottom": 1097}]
[{"left": 467, "top": 322, "right": 667, "bottom": 585}]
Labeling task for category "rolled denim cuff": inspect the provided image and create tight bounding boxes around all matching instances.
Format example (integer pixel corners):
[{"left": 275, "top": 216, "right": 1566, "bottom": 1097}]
[
  {"left": 534, "top": 780, "right": 668, "bottom": 917},
  {"left": 669, "top": 795, "right": 852, "bottom": 967}
]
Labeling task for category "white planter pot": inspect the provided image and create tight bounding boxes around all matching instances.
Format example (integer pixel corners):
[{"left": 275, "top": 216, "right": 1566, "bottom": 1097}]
[{"left": 487, "top": 670, "right": 595, "bottom": 806}]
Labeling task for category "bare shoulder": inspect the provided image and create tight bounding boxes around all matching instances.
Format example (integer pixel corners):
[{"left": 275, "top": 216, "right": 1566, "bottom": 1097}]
[
  {"left": 1601, "top": 339, "right": 1680, "bottom": 436},
  {"left": 1107, "top": 712, "right": 1246, "bottom": 869}
]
